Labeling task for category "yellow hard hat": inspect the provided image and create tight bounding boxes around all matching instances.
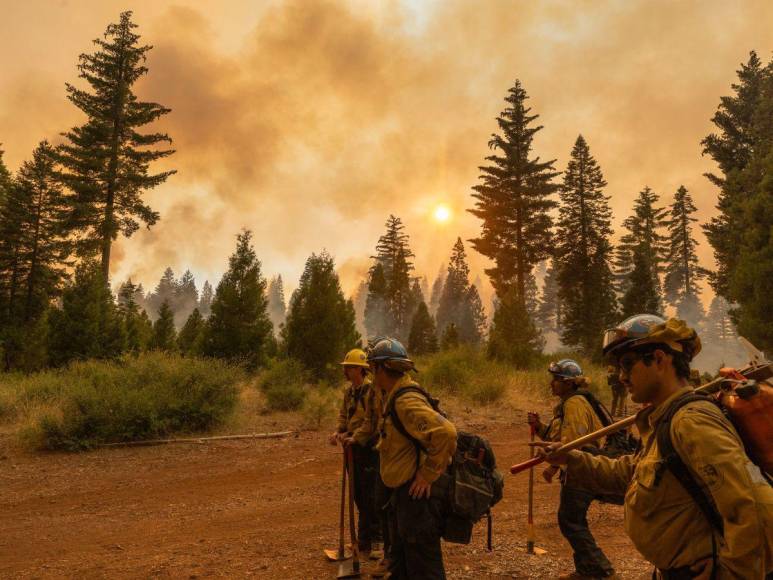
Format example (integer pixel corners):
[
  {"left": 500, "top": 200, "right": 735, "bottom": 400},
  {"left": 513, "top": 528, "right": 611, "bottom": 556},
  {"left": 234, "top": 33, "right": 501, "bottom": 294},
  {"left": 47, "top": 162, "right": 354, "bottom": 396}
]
[{"left": 340, "top": 348, "right": 369, "bottom": 368}]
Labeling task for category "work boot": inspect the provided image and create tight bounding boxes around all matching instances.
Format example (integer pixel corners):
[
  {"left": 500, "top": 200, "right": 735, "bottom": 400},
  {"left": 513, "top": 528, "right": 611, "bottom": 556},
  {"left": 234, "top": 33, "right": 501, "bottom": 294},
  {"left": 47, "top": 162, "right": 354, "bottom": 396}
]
[{"left": 367, "top": 557, "right": 390, "bottom": 578}]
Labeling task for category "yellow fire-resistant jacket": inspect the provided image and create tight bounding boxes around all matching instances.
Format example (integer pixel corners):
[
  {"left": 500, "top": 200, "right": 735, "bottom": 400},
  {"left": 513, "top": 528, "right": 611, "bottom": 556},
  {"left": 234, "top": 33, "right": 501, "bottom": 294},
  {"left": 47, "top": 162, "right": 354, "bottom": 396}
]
[
  {"left": 336, "top": 379, "right": 373, "bottom": 435},
  {"left": 565, "top": 386, "right": 773, "bottom": 578},
  {"left": 351, "top": 382, "right": 385, "bottom": 447},
  {"left": 377, "top": 375, "right": 457, "bottom": 489},
  {"left": 538, "top": 392, "right": 605, "bottom": 446}
]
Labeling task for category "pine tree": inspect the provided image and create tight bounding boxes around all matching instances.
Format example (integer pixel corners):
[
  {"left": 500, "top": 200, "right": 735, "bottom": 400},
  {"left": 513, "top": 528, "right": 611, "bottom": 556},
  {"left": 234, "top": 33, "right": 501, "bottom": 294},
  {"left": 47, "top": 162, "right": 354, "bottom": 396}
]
[
  {"left": 702, "top": 52, "right": 773, "bottom": 350},
  {"left": 267, "top": 275, "right": 287, "bottom": 335},
  {"left": 537, "top": 258, "right": 562, "bottom": 336},
  {"left": 614, "top": 187, "right": 668, "bottom": 304},
  {"left": 555, "top": 135, "right": 618, "bottom": 356},
  {"left": 48, "top": 261, "right": 126, "bottom": 366},
  {"left": 664, "top": 186, "right": 705, "bottom": 325},
  {"left": 621, "top": 247, "right": 662, "bottom": 317},
  {"left": 54, "top": 11, "right": 175, "bottom": 282},
  {"left": 282, "top": 251, "right": 360, "bottom": 381},
  {"left": 173, "top": 269, "right": 198, "bottom": 328},
  {"left": 119, "top": 279, "right": 151, "bottom": 353},
  {"left": 178, "top": 308, "right": 205, "bottom": 355},
  {"left": 487, "top": 288, "right": 544, "bottom": 367},
  {"left": 202, "top": 230, "right": 272, "bottom": 368},
  {"left": 408, "top": 301, "right": 438, "bottom": 355},
  {"left": 351, "top": 279, "right": 369, "bottom": 339},
  {"left": 150, "top": 300, "right": 176, "bottom": 351},
  {"left": 199, "top": 280, "right": 213, "bottom": 318},
  {"left": 469, "top": 79, "right": 559, "bottom": 304},
  {"left": 364, "top": 262, "right": 389, "bottom": 339},
  {"left": 436, "top": 238, "right": 485, "bottom": 344},
  {"left": 440, "top": 322, "right": 460, "bottom": 351},
  {"left": 429, "top": 264, "right": 445, "bottom": 316},
  {"left": 146, "top": 267, "right": 176, "bottom": 321},
  {"left": 704, "top": 295, "right": 737, "bottom": 344}
]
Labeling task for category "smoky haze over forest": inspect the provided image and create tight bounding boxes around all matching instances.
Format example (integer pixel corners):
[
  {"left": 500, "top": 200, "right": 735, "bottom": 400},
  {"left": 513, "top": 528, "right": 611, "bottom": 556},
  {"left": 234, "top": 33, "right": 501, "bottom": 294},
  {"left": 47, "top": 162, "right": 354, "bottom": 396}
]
[{"left": 1, "top": 0, "right": 772, "bottom": 309}]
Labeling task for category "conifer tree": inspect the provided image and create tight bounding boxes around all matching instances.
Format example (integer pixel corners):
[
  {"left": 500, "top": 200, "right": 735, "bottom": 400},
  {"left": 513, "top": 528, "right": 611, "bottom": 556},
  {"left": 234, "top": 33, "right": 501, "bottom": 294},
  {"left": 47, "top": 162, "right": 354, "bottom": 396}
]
[
  {"left": 440, "top": 322, "right": 460, "bottom": 351},
  {"left": 408, "top": 301, "right": 438, "bottom": 355},
  {"left": 119, "top": 279, "right": 151, "bottom": 353},
  {"left": 178, "top": 308, "right": 205, "bottom": 355},
  {"left": 199, "top": 280, "right": 213, "bottom": 318},
  {"left": 282, "top": 251, "right": 360, "bottom": 381},
  {"left": 174, "top": 269, "right": 198, "bottom": 328},
  {"left": 146, "top": 267, "right": 176, "bottom": 320},
  {"left": 537, "top": 258, "right": 562, "bottom": 336},
  {"left": 469, "top": 79, "right": 559, "bottom": 304},
  {"left": 48, "top": 261, "right": 125, "bottom": 366},
  {"left": 267, "top": 275, "right": 287, "bottom": 335},
  {"left": 55, "top": 11, "right": 175, "bottom": 282},
  {"left": 150, "top": 300, "right": 176, "bottom": 351},
  {"left": 555, "top": 135, "right": 618, "bottom": 356},
  {"left": 364, "top": 262, "right": 389, "bottom": 338},
  {"left": 436, "top": 238, "right": 486, "bottom": 344},
  {"left": 487, "top": 288, "right": 544, "bottom": 367},
  {"left": 621, "top": 247, "right": 662, "bottom": 317},
  {"left": 351, "top": 279, "right": 369, "bottom": 339},
  {"left": 429, "top": 264, "right": 445, "bottom": 316},
  {"left": 202, "top": 230, "right": 272, "bottom": 369},
  {"left": 664, "top": 186, "right": 705, "bottom": 324}
]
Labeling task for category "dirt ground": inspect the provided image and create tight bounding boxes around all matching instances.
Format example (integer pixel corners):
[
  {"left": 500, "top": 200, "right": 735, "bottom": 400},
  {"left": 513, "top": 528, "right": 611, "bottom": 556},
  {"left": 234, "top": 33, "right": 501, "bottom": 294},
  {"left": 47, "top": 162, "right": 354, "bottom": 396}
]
[{"left": 0, "top": 402, "right": 652, "bottom": 579}]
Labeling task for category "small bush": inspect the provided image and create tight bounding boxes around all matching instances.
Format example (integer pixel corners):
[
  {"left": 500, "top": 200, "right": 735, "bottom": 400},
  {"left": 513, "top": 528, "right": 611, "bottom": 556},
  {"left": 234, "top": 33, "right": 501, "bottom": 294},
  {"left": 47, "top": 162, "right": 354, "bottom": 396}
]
[
  {"left": 466, "top": 375, "right": 507, "bottom": 404},
  {"left": 14, "top": 352, "right": 242, "bottom": 450},
  {"left": 264, "top": 383, "right": 306, "bottom": 412},
  {"left": 301, "top": 386, "right": 337, "bottom": 430},
  {"left": 258, "top": 357, "right": 309, "bottom": 392},
  {"left": 419, "top": 346, "right": 509, "bottom": 404}
]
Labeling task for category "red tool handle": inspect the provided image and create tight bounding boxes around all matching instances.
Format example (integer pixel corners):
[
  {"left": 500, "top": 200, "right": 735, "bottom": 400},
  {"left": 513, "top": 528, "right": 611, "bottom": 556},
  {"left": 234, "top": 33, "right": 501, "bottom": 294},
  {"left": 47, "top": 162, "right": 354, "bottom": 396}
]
[{"left": 510, "top": 455, "right": 544, "bottom": 475}]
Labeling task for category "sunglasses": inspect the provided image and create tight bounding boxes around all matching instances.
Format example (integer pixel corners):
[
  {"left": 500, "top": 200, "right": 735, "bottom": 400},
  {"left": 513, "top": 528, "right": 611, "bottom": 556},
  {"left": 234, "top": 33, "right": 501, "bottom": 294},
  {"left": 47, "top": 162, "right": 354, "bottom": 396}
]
[{"left": 618, "top": 351, "right": 654, "bottom": 373}]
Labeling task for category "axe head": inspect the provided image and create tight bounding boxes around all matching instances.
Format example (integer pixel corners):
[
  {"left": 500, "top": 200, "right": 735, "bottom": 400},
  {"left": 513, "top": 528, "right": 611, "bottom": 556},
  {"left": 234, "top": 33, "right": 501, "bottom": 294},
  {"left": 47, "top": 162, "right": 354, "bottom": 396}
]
[
  {"left": 323, "top": 547, "right": 352, "bottom": 562},
  {"left": 336, "top": 556, "right": 361, "bottom": 578}
]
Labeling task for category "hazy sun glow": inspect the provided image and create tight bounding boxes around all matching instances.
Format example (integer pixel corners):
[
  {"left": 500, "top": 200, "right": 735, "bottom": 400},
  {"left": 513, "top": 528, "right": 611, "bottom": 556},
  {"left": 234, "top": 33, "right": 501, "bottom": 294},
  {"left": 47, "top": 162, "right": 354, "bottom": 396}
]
[{"left": 433, "top": 204, "right": 451, "bottom": 223}]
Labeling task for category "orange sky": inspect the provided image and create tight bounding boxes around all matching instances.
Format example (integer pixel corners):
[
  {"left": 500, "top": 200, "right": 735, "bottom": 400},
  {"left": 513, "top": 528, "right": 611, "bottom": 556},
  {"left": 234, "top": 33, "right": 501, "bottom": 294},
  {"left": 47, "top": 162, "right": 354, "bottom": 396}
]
[{"left": 1, "top": 0, "right": 772, "bottom": 305}]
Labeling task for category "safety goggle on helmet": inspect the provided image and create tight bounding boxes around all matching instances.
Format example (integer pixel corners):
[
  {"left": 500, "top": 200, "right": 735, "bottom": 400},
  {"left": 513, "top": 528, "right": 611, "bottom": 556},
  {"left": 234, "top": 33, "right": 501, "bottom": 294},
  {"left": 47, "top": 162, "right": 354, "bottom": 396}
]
[
  {"left": 548, "top": 359, "right": 583, "bottom": 379},
  {"left": 602, "top": 314, "right": 701, "bottom": 361}
]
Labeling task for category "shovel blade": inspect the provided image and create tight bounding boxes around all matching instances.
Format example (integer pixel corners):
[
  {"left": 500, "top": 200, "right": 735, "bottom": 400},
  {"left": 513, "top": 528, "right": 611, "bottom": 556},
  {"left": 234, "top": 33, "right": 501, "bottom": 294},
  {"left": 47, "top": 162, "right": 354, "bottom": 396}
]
[
  {"left": 336, "top": 557, "right": 361, "bottom": 579},
  {"left": 323, "top": 547, "right": 353, "bottom": 562}
]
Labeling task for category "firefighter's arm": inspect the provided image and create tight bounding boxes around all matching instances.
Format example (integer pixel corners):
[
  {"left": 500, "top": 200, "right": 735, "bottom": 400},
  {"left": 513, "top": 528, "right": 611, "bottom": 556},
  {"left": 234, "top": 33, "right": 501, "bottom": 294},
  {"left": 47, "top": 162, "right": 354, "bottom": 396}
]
[
  {"left": 351, "top": 387, "right": 377, "bottom": 446},
  {"left": 564, "top": 450, "right": 636, "bottom": 496},
  {"left": 397, "top": 393, "right": 457, "bottom": 484},
  {"left": 560, "top": 397, "right": 596, "bottom": 443},
  {"left": 672, "top": 403, "right": 773, "bottom": 579},
  {"left": 336, "top": 388, "right": 350, "bottom": 433}
]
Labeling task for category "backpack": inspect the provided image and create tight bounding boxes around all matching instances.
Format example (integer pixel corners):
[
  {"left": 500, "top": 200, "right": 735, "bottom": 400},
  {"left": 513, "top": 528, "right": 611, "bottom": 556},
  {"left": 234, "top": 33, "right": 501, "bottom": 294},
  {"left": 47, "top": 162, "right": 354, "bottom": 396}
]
[
  {"left": 560, "top": 389, "right": 639, "bottom": 458},
  {"left": 386, "top": 385, "right": 505, "bottom": 546}
]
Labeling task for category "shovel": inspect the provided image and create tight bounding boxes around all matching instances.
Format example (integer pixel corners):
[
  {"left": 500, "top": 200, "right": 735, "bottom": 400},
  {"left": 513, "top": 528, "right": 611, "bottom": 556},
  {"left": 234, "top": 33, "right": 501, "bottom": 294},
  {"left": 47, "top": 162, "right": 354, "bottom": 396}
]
[
  {"left": 324, "top": 447, "right": 353, "bottom": 562},
  {"left": 337, "top": 445, "right": 361, "bottom": 578},
  {"left": 525, "top": 423, "right": 547, "bottom": 556}
]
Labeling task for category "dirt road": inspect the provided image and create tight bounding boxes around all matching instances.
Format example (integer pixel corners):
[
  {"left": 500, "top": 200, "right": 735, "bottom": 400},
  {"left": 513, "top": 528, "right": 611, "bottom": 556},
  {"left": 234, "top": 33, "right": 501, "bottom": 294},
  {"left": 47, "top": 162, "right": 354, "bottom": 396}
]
[{"left": 0, "top": 408, "right": 651, "bottom": 579}]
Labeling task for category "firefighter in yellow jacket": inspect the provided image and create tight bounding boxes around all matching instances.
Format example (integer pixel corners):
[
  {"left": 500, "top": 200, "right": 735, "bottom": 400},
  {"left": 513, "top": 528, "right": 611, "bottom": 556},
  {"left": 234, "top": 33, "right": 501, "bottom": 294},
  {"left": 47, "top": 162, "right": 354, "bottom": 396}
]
[
  {"left": 535, "top": 315, "right": 773, "bottom": 579},
  {"left": 329, "top": 348, "right": 382, "bottom": 554},
  {"left": 528, "top": 359, "right": 617, "bottom": 580},
  {"left": 367, "top": 337, "right": 456, "bottom": 580}
]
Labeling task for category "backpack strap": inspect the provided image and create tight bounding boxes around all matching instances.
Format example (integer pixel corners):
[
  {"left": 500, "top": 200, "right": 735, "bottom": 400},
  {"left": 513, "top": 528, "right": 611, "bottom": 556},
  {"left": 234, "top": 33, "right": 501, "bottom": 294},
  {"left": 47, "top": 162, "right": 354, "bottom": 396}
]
[
  {"left": 386, "top": 385, "right": 432, "bottom": 471},
  {"left": 572, "top": 389, "right": 615, "bottom": 427},
  {"left": 654, "top": 393, "right": 724, "bottom": 535}
]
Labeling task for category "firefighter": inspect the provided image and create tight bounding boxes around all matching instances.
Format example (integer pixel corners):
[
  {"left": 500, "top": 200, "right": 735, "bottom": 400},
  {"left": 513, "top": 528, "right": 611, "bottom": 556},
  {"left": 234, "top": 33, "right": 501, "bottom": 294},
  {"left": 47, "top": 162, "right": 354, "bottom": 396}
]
[
  {"left": 528, "top": 359, "right": 618, "bottom": 580},
  {"left": 608, "top": 365, "right": 627, "bottom": 417},
  {"left": 535, "top": 315, "right": 773, "bottom": 579},
  {"left": 368, "top": 337, "right": 456, "bottom": 580},
  {"left": 329, "top": 348, "right": 382, "bottom": 554}
]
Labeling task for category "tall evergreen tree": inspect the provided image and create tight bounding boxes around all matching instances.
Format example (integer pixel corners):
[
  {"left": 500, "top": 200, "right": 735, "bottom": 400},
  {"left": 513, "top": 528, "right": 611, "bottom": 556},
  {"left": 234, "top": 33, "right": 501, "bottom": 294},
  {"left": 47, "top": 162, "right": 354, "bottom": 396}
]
[
  {"left": 199, "top": 280, "right": 213, "bottom": 318},
  {"left": 429, "top": 263, "right": 446, "bottom": 315},
  {"left": 202, "top": 230, "right": 272, "bottom": 368},
  {"left": 469, "top": 79, "right": 559, "bottom": 305},
  {"left": 173, "top": 269, "right": 198, "bottom": 328},
  {"left": 664, "top": 186, "right": 706, "bottom": 324},
  {"left": 408, "top": 301, "right": 438, "bottom": 355},
  {"left": 118, "top": 279, "right": 152, "bottom": 353},
  {"left": 537, "top": 258, "right": 562, "bottom": 337},
  {"left": 178, "top": 307, "right": 205, "bottom": 355},
  {"left": 555, "top": 135, "right": 618, "bottom": 356},
  {"left": 146, "top": 267, "right": 176, "bottom": 320},
  {"left": 436, "top": 238, "right": 486, "bottom": 344},
  {"left": 150, "top": 300, "right": 177, "bottom": 351},
  {"left": 54, "top": 11, "right": 175, "bottom": 282},
  {"left": 351, "top": 279, "right": 369, "bottom": 339},
  {"left": 48, "top": 261, "right": 126, "bottom": 366},
  {"left": 621, "top": 246, "right": 662, "bottom": 317},
  {"left": 614, "top": 187, "right": 668, "bottom": 304},
  {"left": 267, "top": 275, "right": 287, "bottom": 335},
  {"left": 702, "top": 52, "right": 773, "bottom": 350},
  {"left": 282, "top": 251, "right": 360, "bottom": 381},
  {"left": 364, "top": 262, "right": 389, "bottom": 339},
  {"left": 440, "top": 322, "right": 460, "bottom": 351},
  {"left": 488, "top": 288, "right": 544, "bottom": 367}
]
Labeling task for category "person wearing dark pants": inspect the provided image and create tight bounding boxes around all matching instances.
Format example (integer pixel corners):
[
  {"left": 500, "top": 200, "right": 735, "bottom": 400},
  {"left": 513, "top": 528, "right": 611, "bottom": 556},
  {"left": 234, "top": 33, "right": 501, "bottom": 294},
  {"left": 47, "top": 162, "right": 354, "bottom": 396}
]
[
  {"left": 351, "top": 443, "right": 381, "bottom": 548},
  {"left": 558, "top": 486, "right": 615, "bottom": 578}
]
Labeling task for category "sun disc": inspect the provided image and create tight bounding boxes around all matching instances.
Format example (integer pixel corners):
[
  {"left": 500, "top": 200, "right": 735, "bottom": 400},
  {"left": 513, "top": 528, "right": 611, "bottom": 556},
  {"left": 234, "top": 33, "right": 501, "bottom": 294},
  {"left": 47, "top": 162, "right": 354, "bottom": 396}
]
[{"left": 434, "top": 205, "right": 451, "bottom": 222}]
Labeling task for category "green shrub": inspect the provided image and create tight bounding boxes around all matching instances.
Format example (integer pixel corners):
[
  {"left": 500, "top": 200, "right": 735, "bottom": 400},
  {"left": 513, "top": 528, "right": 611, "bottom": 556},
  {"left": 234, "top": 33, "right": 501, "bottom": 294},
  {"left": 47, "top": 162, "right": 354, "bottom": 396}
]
[
  {"left": 419, "top": 346, "right": 476, "bottom": 395},
  {"left": 466, "top": 375, "right": 507, "bottom": 404},
  {"left": 264, "top": 383, "right": 306, "bottom": 412},
  {"left": 258, "top": 357, "right": 309, "bottom": 392},
  {"left": 16, "top": 352, "right": 242, "bottom": 450},
  {"left": 301, "top": 386, "right": 337, "bottom": 429}
]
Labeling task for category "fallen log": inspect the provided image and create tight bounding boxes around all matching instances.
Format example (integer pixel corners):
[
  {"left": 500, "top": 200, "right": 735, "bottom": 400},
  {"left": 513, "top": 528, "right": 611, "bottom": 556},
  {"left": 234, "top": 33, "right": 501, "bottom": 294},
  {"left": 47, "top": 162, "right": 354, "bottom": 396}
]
[{"left": 99, "top": 430, "right": 297, "bottom": 448}]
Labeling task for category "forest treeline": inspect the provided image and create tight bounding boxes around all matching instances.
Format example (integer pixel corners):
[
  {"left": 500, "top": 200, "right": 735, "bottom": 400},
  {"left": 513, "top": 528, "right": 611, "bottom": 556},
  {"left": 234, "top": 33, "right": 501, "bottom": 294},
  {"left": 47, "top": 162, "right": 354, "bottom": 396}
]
[{"left": 0, "top": 12, "right": 769, "bottom": 377}]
